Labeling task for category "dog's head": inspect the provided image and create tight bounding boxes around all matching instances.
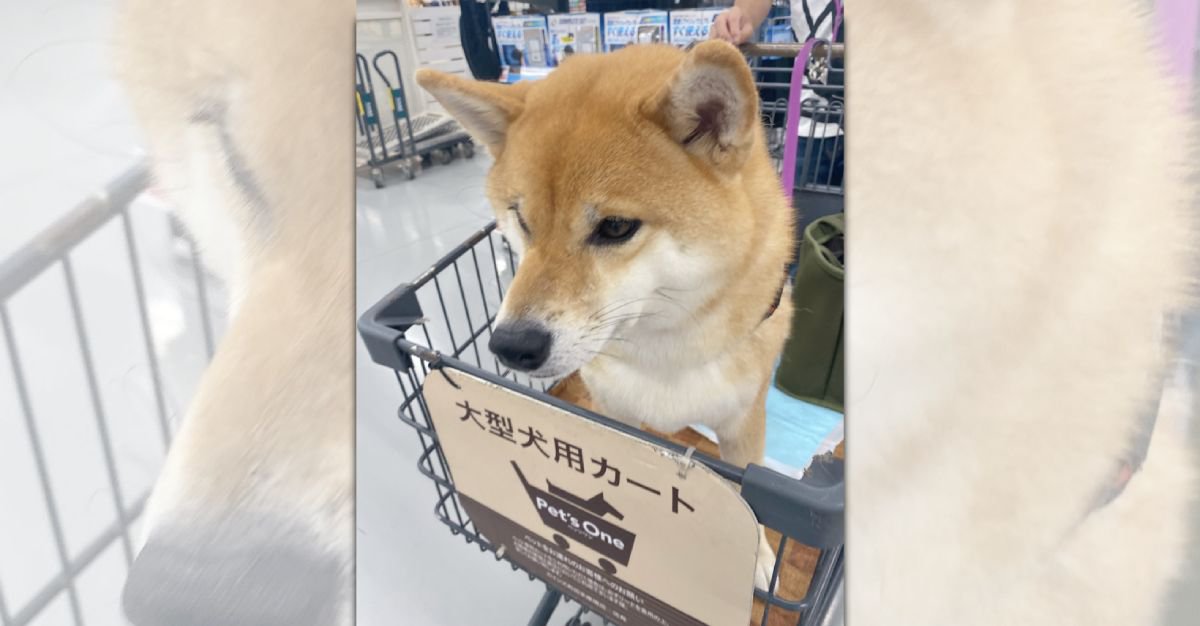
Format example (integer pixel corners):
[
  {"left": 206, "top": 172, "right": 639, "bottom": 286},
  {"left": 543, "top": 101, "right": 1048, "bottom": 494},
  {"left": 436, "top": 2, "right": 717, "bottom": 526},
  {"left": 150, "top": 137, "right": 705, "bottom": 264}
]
[
  {"left": 113, "top": 0, "right": 353, "bottom": 624},
  {"left": 419, "top": 41, "right": 777, "bottom": 378}
]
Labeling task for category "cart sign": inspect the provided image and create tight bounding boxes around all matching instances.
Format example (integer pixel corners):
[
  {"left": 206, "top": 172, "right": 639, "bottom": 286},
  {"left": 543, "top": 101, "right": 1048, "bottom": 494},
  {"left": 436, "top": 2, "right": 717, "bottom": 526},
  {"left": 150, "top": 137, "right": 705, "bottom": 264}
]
[{"left": 424, "top": 369, "right": 760, "bottom": 626}]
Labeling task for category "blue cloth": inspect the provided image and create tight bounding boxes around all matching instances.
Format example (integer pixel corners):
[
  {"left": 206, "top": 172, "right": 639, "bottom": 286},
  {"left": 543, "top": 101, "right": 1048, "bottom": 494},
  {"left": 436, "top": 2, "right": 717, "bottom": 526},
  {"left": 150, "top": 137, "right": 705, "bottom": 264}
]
[
  {"left": 692, "top": 367, "right": 844, "bottom": 475},
  {"left": 765, "top": 373, "right": 843, "bottom": 471}
]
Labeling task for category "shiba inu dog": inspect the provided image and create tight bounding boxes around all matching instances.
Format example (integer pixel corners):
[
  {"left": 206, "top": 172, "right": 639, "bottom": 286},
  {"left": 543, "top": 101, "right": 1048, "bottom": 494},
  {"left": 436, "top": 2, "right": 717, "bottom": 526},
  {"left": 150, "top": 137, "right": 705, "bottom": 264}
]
[
  {"left": 113, "top": 0, "right": 354, "bottom": 624},
  {"left": 848, "top": 1, "right": 1197, "bottom": 624},
  {"left": 417, "top": 40, "right": 796, "bottom": 589}
]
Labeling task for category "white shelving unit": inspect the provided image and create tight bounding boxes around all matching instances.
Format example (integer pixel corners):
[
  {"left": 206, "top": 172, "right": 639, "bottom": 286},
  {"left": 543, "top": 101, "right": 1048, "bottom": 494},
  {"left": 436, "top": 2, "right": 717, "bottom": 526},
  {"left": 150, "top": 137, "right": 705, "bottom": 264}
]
[{"left": 357, "top": 1, "right": 470, "bottom": 119}]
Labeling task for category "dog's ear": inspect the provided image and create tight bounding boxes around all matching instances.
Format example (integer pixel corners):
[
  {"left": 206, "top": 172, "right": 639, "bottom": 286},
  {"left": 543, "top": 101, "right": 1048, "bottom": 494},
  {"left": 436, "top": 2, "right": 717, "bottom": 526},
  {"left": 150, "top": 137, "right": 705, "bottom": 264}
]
[
  {"left": 415, "top": 70, "right": 528, "bottom": 155},
  {"left": 644, "top": 40, "right": 760, "bottom": 170}
]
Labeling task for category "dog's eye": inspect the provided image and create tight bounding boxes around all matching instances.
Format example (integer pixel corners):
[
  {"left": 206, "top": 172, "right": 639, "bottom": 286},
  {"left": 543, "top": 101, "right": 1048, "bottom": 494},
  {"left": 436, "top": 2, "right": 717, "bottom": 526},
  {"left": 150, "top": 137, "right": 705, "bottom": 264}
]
[{"left": 590, "top": 217, "right": 641, "bottom": 246}]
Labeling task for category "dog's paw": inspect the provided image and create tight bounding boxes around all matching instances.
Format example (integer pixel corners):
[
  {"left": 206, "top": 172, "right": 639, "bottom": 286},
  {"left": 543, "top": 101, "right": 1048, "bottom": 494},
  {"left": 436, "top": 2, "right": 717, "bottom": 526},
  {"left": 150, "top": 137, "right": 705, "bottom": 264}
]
[{"left": 754, "top": 527, "right": 777, "bottom": 592}]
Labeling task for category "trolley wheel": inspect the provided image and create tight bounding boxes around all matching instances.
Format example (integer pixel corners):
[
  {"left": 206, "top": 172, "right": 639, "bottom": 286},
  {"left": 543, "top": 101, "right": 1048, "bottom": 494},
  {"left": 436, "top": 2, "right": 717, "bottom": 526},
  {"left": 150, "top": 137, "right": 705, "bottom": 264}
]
[
  {"left": 463, "top": 142, "right": 475, "bottom": 159},
  {"left": 452, "top": 143, "right": 466, "bottom": 159},
  {"left": 404, "top": 165, "right": 416, "bottom": 181},
  {"left": 598, "top": 558, "right": 616, "bottom": 575},
  {"left": 408, "top": 156, "right": 423, "bottom": 175},
  {"left": 553, "top": 534, "right": 570, "bottom": 550},
  {"left": 432, "top": 148, "right": 451, "bottom": 165},
  {"left": 370, "top": 168, "right": 384, "bottom": 189}
]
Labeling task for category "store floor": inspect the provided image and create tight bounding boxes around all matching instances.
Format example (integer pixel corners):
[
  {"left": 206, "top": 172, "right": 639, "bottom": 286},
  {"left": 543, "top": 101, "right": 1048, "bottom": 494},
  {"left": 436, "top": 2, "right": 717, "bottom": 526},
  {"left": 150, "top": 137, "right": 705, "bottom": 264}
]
[{"left": 355, "top": 157, "right": 586, "bottom": 625}]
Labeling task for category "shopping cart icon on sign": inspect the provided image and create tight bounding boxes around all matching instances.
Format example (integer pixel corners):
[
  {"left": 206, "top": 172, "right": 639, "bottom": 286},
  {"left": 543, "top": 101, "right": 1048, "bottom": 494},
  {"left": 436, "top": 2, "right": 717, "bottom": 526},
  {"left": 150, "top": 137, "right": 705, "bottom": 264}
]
[{"left": 511, "top": 460, "right": 636, "bottom": 575}]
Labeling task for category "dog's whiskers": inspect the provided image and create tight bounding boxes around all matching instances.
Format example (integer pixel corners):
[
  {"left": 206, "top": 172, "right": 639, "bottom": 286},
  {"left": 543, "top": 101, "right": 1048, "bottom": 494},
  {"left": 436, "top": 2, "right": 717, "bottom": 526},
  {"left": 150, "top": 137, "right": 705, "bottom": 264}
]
[
  {"left": 590, "top": 311, "right": 656, "bottom": 330},
  {"left": 651, "top": 289, "right": 701, "bottom": 327},
  {"left": 582, "top": 347, "right": 620, "bottom": 361},
  {"left": 587, "top": 296, "right": 663, "bottom": 322}
]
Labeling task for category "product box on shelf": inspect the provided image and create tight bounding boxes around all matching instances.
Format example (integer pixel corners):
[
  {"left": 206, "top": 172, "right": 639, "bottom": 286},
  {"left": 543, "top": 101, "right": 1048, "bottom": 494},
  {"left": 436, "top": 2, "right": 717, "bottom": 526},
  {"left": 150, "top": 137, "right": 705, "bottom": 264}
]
[
  {"left": 759, "top": 16, "right": 799, "bottom": 60},
  {"left": 602, "top": 10, "right": 668, "bottom": 52},
  {"left": 668, "top": 8, "right": 723, "bottom": 48},
  {"left": 548, "top": 13, "right": 603, "bottom": 64},
  {"left": 493, "top": 15, "right": 553, "bottom": 68}
]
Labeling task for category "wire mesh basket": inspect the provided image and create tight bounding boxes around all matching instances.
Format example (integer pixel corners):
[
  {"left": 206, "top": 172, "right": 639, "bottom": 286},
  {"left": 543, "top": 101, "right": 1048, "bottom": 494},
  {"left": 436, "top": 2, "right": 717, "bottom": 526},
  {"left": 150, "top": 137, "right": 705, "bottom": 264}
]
[
  {"left": 0, "top": 163, "right": 225, "bottom": 626},
  {"left": 359, "top": 222, "right": 844, "bottom": 626}
]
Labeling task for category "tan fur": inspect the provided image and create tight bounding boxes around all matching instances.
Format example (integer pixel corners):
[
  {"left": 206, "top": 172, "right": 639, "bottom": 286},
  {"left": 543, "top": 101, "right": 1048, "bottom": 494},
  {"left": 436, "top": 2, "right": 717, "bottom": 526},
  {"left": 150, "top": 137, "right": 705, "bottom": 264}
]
[
  {"left": 113, "top": 0, "right": 354, "bottom": 622},
  {"left": 848, "top": 1, "right": 1197, "bottom": 624},
  {"left": 420, "top": 41, "right": 795, "bottom": 588}
]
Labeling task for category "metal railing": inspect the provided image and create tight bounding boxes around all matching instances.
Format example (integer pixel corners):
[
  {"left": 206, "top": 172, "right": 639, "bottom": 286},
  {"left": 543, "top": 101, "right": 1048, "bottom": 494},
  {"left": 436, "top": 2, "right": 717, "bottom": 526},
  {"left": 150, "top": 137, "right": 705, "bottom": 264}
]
[{"left": 0, "top": 162, "right": 221, "bottom": 626}]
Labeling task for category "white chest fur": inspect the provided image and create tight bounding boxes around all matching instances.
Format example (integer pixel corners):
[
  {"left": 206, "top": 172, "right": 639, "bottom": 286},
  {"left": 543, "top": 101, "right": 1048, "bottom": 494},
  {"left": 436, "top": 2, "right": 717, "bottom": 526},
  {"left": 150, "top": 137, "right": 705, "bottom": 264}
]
[{"left": 581, "top": 347, "right": 758, "bottom": 433}]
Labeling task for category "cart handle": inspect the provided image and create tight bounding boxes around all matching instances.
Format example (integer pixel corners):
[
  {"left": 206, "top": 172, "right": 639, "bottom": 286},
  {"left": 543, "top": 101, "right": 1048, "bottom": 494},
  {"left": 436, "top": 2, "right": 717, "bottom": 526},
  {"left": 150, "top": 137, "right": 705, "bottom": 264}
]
[
  {"left": 371, "top": 50, "right": 403, "bottom": 95},
  {"left": 740, "top": 41, "right": 843, "bottom": 60},
  {"left": 0, "top": 162, "right": 151, "bottom": 301},
  {"left": 357, "top": 223, "right": 497, "bottom": 371},
  {"left": 355, "top": 53, "right": 375, "bottom": 95}
]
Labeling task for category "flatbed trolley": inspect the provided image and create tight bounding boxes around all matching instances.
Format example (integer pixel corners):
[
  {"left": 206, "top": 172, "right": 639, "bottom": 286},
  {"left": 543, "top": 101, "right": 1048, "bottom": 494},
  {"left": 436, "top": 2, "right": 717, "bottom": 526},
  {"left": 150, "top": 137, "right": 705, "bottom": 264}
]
[{"left": 356, "top": 51, "right": 475, "bottom": 188}]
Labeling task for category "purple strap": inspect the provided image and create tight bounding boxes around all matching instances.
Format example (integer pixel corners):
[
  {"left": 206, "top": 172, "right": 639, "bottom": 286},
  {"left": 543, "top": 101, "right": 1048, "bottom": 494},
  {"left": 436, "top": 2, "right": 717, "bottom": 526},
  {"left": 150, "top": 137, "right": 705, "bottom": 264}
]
[
  {"left": 1155, "top": 0, "right": 1198, "bottom": 92},
  {"left": 779, "top": 0, "right": 843, "bottom": 195}
]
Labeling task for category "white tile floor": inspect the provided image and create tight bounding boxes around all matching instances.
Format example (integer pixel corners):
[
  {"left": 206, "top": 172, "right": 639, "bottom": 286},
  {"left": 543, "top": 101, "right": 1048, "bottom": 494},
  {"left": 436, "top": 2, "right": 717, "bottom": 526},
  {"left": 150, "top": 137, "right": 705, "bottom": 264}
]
[{"left": 354, "top": 158, "right": 593, "bottom": 625}]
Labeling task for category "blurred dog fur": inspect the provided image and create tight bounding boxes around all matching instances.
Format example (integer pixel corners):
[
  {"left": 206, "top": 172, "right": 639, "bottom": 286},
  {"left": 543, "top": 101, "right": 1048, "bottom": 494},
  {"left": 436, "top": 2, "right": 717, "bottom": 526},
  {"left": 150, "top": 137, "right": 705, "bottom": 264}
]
[
  {"left": 848, "top": 1, "right": 1197, "bottom": 624},
  {"left": 113, "top": 1, "right": 354, "bottom": 624}
]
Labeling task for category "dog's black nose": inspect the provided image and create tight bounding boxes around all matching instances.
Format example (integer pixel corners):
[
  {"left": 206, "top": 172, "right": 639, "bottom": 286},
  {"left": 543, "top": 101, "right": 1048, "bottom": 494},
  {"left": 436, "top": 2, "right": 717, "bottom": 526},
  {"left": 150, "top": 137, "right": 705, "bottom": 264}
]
[{"left": 489, "top": 321, "right": 552, "bottom": 372}]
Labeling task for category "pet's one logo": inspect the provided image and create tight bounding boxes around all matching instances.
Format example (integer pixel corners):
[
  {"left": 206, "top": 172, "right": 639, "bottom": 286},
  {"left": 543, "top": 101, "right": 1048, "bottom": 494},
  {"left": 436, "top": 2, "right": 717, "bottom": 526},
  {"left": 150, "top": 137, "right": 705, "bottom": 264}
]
[{"left": 512, "top": 460, "right": 636, "bottom": 575}]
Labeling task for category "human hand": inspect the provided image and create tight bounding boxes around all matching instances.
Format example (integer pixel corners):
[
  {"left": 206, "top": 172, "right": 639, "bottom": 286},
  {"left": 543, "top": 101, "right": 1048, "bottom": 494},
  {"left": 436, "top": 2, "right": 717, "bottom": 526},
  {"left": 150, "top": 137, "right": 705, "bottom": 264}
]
[{"left": 710, "top": 6, "right": 754, "bottom": 45}]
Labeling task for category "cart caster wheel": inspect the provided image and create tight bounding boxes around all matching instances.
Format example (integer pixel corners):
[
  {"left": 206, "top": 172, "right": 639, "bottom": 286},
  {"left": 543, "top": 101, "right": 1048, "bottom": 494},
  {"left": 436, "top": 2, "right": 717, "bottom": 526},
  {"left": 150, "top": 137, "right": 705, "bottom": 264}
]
[
  {"left": 452, "top": 143, "right": 465, "bottom": 159},
  {"left": 370, "top": 168, "right": 384, "bottom": 189},
  {"left": 463, "top": 142, "right": 475, "bottom": 159},
  {"left": 598, "top": 558, "right": 616, "bottom": 575},
  {"left": 432, "top": 149, "right": 451, "bottom": 165},
  {"left": 553, "top": 534, "right": 570, "bottom": 550},
  {"left": 407, "top": 156, "right": 423, "bottom": 175},
  {"left": 405, "top": 167, "right": 416, "bottom": 181}
]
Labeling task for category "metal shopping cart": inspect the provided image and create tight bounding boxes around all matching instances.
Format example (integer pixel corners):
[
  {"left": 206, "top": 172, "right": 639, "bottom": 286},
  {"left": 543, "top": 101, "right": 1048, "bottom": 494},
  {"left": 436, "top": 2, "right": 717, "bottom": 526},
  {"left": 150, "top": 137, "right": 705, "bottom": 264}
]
[
  {"left": 358, "top": 42, "right": 845, "bottom": 626},
  {"left": 0, "top": 163, "right": 225, "bottom": 626}
]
